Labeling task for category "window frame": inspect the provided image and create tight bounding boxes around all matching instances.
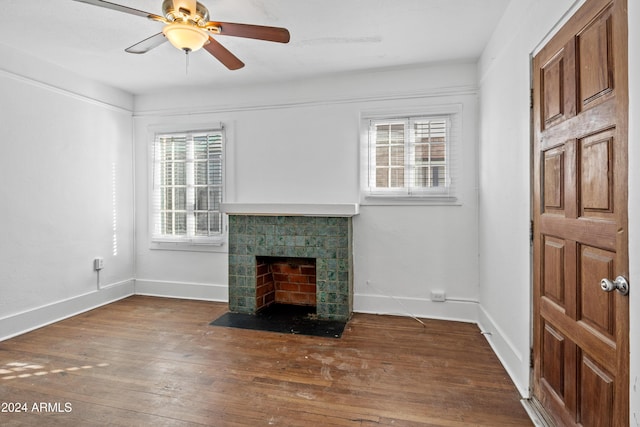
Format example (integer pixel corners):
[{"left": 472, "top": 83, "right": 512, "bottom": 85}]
[
  {"left": 148, "top": 124, "right": 227, "bottom": 251},
  {"left": 360, "top": 104, "right": 461, "bottom": 205}
]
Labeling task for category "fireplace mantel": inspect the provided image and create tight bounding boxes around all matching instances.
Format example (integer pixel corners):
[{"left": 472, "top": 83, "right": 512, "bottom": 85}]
[{"left": 221, "top": 203, "right": 359, "bottom": 217}]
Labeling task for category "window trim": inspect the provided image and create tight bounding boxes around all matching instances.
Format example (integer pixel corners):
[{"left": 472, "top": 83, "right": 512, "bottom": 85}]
[
  {"left": 360, "top": 104, "right": 461, "bottom": 206},
  {"left": 147, "top": 122, "right": 228, "bottom": 252}
]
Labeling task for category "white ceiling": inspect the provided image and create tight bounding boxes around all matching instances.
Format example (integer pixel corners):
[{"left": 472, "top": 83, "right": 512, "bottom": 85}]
[{"left": 0, "top": 0, "right": 510, "bottom": 95}]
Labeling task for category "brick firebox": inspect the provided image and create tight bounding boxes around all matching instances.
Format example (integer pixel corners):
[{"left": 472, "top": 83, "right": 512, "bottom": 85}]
[
  {"left": 227, "top": 214, "right": 353, "bottom": 321},
  {"left": 256, "top": 257, "right": 317, "bottom": 310}
]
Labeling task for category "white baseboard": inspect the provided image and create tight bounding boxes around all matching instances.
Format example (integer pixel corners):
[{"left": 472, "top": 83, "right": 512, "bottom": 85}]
[
  {"left": 477, "top": 305, "right": 530, "bottom": 397},
  {"left": 134, "top": 279, "right": 228, "bottom": 302},
  {"left": 0, "top": 279, "right": 134, "bottom": 342},
  {"left": 354, "top": 292, "right": 478, "bottom": 323}
]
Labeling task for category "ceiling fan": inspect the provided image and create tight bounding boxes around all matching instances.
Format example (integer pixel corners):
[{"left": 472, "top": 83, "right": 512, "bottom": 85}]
[{"left": 72, "top": 0, "right": 291, "bottom": 70}]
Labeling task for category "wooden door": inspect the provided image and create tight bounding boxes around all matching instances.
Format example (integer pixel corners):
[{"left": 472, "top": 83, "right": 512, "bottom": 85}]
[{"left": 532, "top": 0, "right": 629, "bottom": 425}]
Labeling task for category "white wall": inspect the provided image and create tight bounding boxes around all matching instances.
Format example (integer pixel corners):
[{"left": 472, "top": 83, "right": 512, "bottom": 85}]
[
  {"left": 134, "top": 62, "right": 480, "bottom": 322},
  {"left": 478, "top": 1, "right": 638, "bottom": 416},
  {"left": 0, "top": 45, "right": 136, "bottom": 340},
  {"left": 477, "top": 0, "right": 582, "bottom": 396}
]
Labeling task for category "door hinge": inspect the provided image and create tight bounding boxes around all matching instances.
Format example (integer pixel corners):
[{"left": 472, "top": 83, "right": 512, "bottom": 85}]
[
  {"left": 530, "top": 220, "right": 534, "bottom": 243},
  {"left": 530, "top": 88, "right": 534, "bottom": 109},
  {"left": 530, "top": 347, "right": 534, "bottom": 369}
]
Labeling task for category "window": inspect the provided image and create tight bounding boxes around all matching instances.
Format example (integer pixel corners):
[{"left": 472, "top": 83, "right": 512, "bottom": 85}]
[
  {"left": 151, "top": 129, "right": 224, "bottom": 245},
  {"left": 362, "top": 109, "right": 459, "bottom": 202}
]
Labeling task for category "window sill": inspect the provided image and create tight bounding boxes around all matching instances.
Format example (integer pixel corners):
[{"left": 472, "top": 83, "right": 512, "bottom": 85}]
[
  {"left": 149, "top": 240, "right": 228, "bottom": 253},
  {"left": 362, "top": 194, "right": 461, "bottom": 206}
]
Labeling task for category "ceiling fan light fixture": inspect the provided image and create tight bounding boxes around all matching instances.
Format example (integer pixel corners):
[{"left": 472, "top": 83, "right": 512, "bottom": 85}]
[{"left": 162, "top": 22, "right": 209, "bottom": 52}]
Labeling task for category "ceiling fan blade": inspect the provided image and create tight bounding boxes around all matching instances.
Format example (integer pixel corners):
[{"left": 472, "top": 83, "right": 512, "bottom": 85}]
[
  {"left": 72, "top": 0, "right": 165, "bottom": 21},
  {"left": 125, "top": 33, "right": 167, "bottom": 54},
  {"left": 203, "top": 37, "right": 245, "bottom": 70},
  {"left": 207, "top": 22, "right": 290, "bottom": 43}
]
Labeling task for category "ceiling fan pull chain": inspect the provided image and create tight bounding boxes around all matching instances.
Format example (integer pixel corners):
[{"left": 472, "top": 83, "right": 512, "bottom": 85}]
[{"left": 185, "top": 49, "right": 190, "bottom": 75}]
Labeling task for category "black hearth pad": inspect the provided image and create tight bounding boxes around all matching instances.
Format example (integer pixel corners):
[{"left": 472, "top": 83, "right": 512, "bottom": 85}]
[{"left": 209, "top": 304, "right": 346, "bottom": 338}]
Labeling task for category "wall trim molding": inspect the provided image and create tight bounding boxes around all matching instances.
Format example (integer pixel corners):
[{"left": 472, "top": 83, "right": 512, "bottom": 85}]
[
  {"left": 1, "top": 279, "right": 228, "bottom": 342},
  {"left": 353, "top": 292, "right": 478, "bottom": 324},
  {"left": 0, "top": 279, "right": 135, "bottom": 342},
  {"left": 477, "top": 304, "right": 530, "bottom": 397},
  {"left": 3, "top": 281, "right": 486, "bottom": 354},
  {"left": 0, "top": 68, "right": 133, "bottom": 114},
  {"left": 134, "top": 279, "right": 229, "bottom": 302},
  {"left": 133, "top": 85, "right": 478, "bottom": 118}
]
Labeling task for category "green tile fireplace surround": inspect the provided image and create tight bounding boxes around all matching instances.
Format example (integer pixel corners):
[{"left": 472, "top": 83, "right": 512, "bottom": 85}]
[{"left": 227, "top": 214, "right": 354, "bottom": 321}]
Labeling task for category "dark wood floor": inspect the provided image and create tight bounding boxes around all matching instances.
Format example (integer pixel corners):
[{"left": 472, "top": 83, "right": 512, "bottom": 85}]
[{"left": 0, "top": 296, "right": 532, "bottom": 426}]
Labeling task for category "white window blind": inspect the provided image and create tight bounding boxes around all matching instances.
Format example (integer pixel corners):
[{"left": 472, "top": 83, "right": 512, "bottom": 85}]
[
  {"left": 151, "top": 129, "right": 224, "bottom": 244},
  {"left": 364, "top": 113, "right": 458, "bottom": 200}
]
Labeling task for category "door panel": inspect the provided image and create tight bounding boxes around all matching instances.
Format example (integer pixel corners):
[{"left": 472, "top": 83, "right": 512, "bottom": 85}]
[
  {"left": 542, "top": 322, "right": 566, "bottom": 398},
  {"left": 580, "top": 354, "right": 614, "bottom": 427},
  {"left": 579, "top": 245, "right": 615, "bottom": 336},
  {"left": 543, "top": 147, "right": 565, "bottom": 212},
  {"left": 541, "top": 40, "right": 577, "bottom": 130},
  {"left": 577, "top": 11, "right": 614, "bottom": 109},
  {"left": 542, "top": 236, "right": 565, "bottom": 305},
  {"left": 579, "top": 131, "right": 614, "bottom": 217},
  {"left": 532, "top": 0, "right": 628, "bottom": 426}
]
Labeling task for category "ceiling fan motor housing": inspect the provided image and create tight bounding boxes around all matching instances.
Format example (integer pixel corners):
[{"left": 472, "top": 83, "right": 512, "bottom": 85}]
[{"left": 162, "top": 0, "right": 209, "bottom": 25}]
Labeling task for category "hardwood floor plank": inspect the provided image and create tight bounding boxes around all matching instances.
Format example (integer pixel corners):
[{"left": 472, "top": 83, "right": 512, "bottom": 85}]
[{"left": 0, "top": 296, "right": 531, "bottom": 426}]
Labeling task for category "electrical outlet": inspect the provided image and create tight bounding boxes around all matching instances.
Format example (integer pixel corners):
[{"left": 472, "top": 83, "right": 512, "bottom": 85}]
[
  {"left": 430, "top": 290, "right": 446, "bottom": 302},
  {"left": 94, "top": 258, "right": 104, "bottom": 271}
]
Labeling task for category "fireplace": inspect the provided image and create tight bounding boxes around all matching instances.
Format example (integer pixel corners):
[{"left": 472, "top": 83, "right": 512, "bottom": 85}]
[{"left": 226, "top": 211, "right": 354, "bottom": 321}]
